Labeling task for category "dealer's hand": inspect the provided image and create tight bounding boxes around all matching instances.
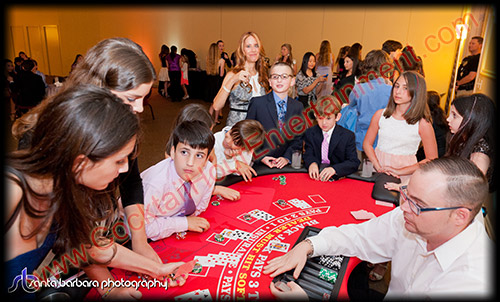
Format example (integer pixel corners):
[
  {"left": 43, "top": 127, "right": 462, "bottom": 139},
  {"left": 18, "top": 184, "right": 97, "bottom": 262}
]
[
  {"left": 263, "top": 241, "right": 312, "bottom": 279},
  {"left": 269, "top": 281, "right": 309, "bottom": 301},
  {"left": 187, "top": 216, "right": 210, "bottom": 233}
]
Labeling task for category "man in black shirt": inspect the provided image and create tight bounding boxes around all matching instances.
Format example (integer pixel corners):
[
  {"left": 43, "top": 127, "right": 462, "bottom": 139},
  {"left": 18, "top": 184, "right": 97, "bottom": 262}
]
[{"left": 456, "top": 36, "right": 483, "bottom": 95}]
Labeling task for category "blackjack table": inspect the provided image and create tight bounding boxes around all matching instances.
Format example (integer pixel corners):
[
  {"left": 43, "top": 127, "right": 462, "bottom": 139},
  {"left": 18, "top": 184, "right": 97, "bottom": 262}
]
[{"left": 87, "top": 166, "right": 398, "bottom": 301}]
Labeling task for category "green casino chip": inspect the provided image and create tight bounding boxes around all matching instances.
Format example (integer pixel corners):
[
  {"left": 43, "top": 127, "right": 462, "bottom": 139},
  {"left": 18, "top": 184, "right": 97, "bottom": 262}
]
[
  {"left": 214, "top": 234, "right": 224, "bottom": 242},
  {"left": 211, "top": 200, "right": 220, "bottom": 206},
  {"left": 192, "top": 263, "right": 202, "bottom": 273},
  {"left": 318, "top": 268, "right": 338, "bottom": 283}
]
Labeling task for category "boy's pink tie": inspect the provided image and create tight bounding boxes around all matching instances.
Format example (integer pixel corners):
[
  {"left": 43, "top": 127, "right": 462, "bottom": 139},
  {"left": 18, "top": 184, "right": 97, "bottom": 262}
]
[{"left": 321, "top": 132, "right": 330, "bottom": 164}]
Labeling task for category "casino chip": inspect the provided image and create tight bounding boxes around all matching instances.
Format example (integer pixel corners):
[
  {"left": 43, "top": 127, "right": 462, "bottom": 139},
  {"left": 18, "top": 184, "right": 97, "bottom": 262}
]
[
  {"left": 318, "top": 267, "right": 338, "bottom": 284},
  {"left": 272, "top": 175, "right": 287, "bottom": 185},
  {"left": 277, "top": 199, "right": 287, "bottom": 205},
  {"left": 211, "top": 200, "right": 220, "bottom": 206},
  {"left": 243, "top": 213, "right": 252, "bottom": 221},
  {"left": 214, "top": 234, "right": 224, "bottom": 242},
  {"left": 192, "top": 263, "right": 202, "bottom": 273},
  {"left": 176, "top": 231, "right": 187, "bottom": 240},
  {"left": 319, "top": 255, "right": 344, "bottom": 270}
]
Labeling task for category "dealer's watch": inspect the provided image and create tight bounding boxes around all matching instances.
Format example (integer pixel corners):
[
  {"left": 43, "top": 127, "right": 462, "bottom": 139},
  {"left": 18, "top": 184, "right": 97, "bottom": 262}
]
[{"left": 303, "top": 238, "right": 314, "bottom": 258}]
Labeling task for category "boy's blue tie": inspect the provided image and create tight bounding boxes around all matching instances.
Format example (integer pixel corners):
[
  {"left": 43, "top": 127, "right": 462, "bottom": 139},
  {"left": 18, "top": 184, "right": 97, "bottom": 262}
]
[
  {"left": 277, "top": 99, "right": 286, "bottom": 130},
  {"left": 183, "top": 181, "right": 196, "bottom": 216}
]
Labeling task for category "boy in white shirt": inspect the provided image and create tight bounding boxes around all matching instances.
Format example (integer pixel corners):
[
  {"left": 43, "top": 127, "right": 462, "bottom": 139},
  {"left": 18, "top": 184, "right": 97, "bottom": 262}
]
[{"left": 213, "top": 119, "right": 265, "bottom": 182}]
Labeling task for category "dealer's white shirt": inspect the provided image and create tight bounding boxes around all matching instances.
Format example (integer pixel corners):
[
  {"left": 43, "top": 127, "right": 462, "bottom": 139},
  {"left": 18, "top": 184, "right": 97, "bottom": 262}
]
[{"left": 308, "top": 207, "right": 493, "bottom": 300}]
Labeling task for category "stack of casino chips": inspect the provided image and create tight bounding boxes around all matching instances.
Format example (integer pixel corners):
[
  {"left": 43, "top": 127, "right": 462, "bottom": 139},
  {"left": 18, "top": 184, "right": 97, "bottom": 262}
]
[
  {"left": 211, "top": 194, "right": 223, "bottom": 206},
  {"left": 318, "top": 255, "right": 344, "bottom": 271},
  {"left": 318, "top": 267, "right": 338, "bottom": 284},
  {"left": 276, "top": 199, "right": 287, "bottom": 206},
  {"left": 192, "top": 263, "right": 202, "bottom": 273},
  {"left": 272, "top": 175, "right": 287, "bottom": 185},
  {"left": 214, "top": 233, "right": 225, "bottom": 242},
  {"left": 176, "top": 231, "right": 187, "bottom": 240}
]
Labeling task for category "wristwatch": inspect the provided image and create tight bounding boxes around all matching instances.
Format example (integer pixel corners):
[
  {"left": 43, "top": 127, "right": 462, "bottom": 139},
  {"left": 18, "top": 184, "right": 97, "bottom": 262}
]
[{"left": 303, "top": 238, "right": 314, "bottom": 258}]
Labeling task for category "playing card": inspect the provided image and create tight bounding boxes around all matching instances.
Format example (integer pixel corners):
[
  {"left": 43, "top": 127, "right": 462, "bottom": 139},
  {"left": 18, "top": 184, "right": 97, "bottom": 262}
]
[
  {"left": 220, "top": 229, "right": 238, "bottom": 240},
  {"left": 268, "top": 241, "right": 290, "bottom": 252},
  {"left": 194, "top": 256, "right": 216, "bottom": 267},
  {"left": 308, "top": 194, "right": 326, "bottom": 204},
  {"left": 287, "top": 198, "right": 311, "bottom": 209},
  {"left": 232, "top": 229, "right": 252, "bottom": 240},
  {"left": 218, "top": 252, "right": 241, "bottom": 265},
  {"left": 206, "top": 252, "right": 240, "bottom": 266},
  {"left": 174, "top": 289, "right": 212, "bottom": 301},
  {"left": 249, "top": 209, "right": 274, "bottom": 221},
  {"left": 220, "top": 228, "right": 251, "bottom": 240},
  {"left": 350, "top": 209, "right": 376, "bottom": 220},
  {"left": 207, "top": 254, "right": 226, "bottom": 266}
]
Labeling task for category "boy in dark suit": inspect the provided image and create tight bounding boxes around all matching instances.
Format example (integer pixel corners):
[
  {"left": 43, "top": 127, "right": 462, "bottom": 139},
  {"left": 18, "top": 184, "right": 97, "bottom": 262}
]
[
  {"left": 304, "top": 95, "right": 360, "bottom": 181},
  {"left": 246, "top": 62, "right": 304, "bottom": 169}
]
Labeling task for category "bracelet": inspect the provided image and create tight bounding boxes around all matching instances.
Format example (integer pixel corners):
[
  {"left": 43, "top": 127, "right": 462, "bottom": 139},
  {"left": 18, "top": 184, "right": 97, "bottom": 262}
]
[
  {"left": 303, "top": 238, "right": 314, "bottom": 258},
  {"left": 222, "top": 85, "right": 231, "bottom": 93},
  {"left": 101, "top": 284, "right": 115, "bottom": 299}
]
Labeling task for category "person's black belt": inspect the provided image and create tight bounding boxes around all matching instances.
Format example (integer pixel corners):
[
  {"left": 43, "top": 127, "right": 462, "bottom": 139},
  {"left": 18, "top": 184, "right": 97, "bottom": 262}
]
[{"left": 229, "top": 107, "right": 248, "bottom": 113}]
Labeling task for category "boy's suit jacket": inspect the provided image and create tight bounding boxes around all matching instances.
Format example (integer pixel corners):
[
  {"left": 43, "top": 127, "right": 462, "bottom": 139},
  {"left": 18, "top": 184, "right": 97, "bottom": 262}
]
[
  {"left": 246, "top": 92, "right": 304, "bottom": 161},
  {"left": 303, "top": 124, "right": 360, "bottom": 179}
]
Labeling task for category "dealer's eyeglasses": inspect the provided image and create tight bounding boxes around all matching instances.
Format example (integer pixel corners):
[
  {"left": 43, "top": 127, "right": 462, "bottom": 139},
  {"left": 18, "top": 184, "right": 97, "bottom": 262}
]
[
  {"left": 399, "top": 185, "right": 472, "bottom": 216},
  {"left": 270, "top": 74, "right": 293, "bottom": 80}
]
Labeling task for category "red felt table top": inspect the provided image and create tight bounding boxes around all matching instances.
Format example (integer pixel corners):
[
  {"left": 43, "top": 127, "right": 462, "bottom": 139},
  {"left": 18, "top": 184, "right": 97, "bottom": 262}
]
[{"left": 86, "top": 173, "right": 394, "bottom": 301}]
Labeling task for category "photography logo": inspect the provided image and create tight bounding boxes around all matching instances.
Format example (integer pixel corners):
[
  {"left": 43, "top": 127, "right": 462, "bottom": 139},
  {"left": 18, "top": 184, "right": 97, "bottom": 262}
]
[{"left": 8, "top": 268, "right": 39, "bottom": 294}]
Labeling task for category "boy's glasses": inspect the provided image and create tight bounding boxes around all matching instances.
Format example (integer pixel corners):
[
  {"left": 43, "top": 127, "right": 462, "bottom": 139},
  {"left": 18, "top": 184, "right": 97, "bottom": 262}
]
[
  {"left": 399, "top": 185, "right": 472, "bottom": 216},
  {"left": 270, "top": 74, "right": 293, "bottom": 80}
]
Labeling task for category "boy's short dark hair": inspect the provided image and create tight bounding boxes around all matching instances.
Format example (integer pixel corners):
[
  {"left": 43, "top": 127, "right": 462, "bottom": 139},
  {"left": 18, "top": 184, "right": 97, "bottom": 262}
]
[
  {"left": 230, "top": 119, "right": 265, "bottom": 150},
  {"left": 172, "top": 120, "right": 215, "bottom": 154},
  {"left": 315, "top": 95, "right": 342, "bottom": 117}
]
